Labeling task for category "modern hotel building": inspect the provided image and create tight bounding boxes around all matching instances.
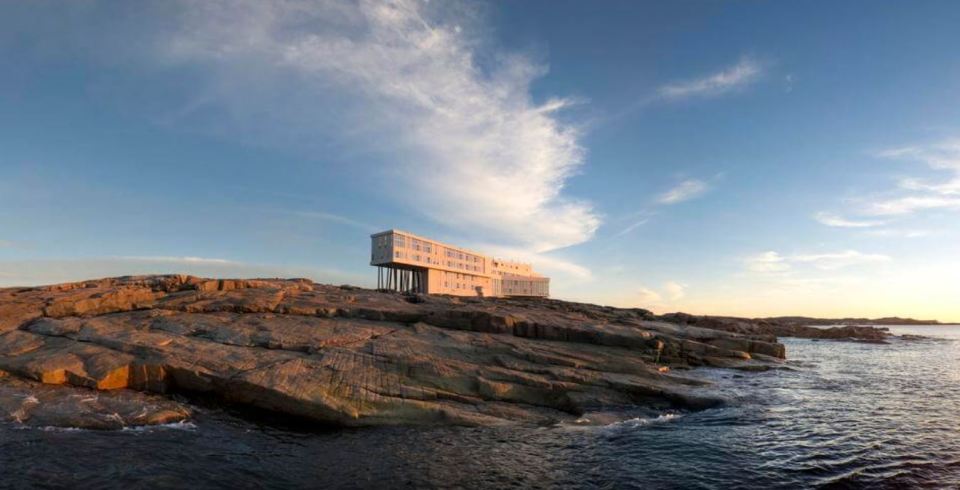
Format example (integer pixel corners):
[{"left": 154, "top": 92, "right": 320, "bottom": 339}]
[{"left": 370, "top": 229, "right": 550, "bottom": 298}]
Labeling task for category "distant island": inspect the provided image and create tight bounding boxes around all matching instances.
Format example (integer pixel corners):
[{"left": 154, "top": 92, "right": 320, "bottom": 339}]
[{"left": 762, "top": 316, "right": 942, "bottom": 326}]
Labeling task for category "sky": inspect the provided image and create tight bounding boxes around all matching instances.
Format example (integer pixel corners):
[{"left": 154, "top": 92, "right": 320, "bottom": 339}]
[{"left": 1, "top": 0, "right": 959, "bottom": 321}]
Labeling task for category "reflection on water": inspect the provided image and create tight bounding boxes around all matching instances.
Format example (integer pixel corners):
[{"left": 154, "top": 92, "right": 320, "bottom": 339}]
[{"left": 2, "top": 325, "right": 960, "bottom": 489}]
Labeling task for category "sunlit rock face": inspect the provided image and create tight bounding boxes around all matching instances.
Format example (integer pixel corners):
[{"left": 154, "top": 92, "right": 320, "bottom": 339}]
[
  {"left": 0, "top": 373, "right": 190, "bottom": 429},
  {"left": 0, "top": 275, "right": 787, "bottom": 428}
]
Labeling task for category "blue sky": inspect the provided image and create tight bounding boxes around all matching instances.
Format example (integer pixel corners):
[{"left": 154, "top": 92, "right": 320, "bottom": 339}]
[{"left": 1, "top": 0, "right": 959, "bottom": 320}]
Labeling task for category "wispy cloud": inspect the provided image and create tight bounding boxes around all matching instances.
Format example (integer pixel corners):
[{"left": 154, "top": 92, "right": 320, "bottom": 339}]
[
  {"left": 864, "top": 228, "right": 933, "bottom": 239},
  {"left": 613, "top": 217, "right": 652, "bottom": 238},
  {"left": 291, "top": 210, "right": 378, "bottom": 232},
  {"left": 658, "top": 56, "right": 763, "bottom": 100},
  {"left": 612, "top": 209, "right": 657, "bottom": 238},
  {"left": 477, "top": 244, "right": 592, "bottom": 281},
  {"left": 783, "top": 73, "right": 796, "bottom": 93},
  {"left": 0, "top": 240, "right": 12, "bottom": 248},
  {"left": 115, "top": 256, "right": 237, "bottom": 265},
  {"left": 790, "top": 250, "right": 891, "bottom": 270},
  {"left": 745, "top": 251, "right": 791, "bottom": 273},
  {"left": 877, "top": 140, "right": 960, "bottom": 170},
  {"left": 663, "top": 281, "right": 687, "bottom": 301},
  {"left": 814, "top": 212, "right": 884, "bottom": 228},
  {"left": 635, "top": 280, "right": 688, "bottom": 309},
  {"left": 613, "top": 179, "right": 711, "bottom": 237},
  {"left": 867, "top": 196, "right": 960, "bottom": 216},
  {"left": 865, "top": 138, "right": 960, "bottom": 216},
  {"left": 637, "top": 287, "right": 662, "bottom": 304},
  {"left": 657, "top": 179, "right": 709, "bottom": 204},
  {"left": 746, "top": 249, "right": 891, "bottom": 273},
  {"left": 899, "top": 177, "right": 960, "bottom": 196},
  {"left": 813, "top": 138, "right": 960, "bottom": 239},
  {"left": 163, "top": 0, "right": 598, "bottom": 253}
]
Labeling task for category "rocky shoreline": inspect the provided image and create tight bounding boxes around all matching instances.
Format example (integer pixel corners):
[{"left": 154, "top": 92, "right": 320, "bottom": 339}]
[
  {"left": 0, "top": 275, "right": 895, "bottom": 430},
  {"left": 659, "top": 313, "right": 926, "bottom": 344}
]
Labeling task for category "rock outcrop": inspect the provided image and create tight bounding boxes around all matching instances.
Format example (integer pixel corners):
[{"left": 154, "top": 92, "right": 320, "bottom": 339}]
[
  {"left": 0, "top": 372, "right": 190, "bottom": 429},
  {"left": 0, "top": 275, "right": 787, "bottom": 428},
  {"left": 768, "top": 324, "right": 891, "bottom": 342},
  {"left": 659, "top": 313, "right": 896, "bottom": 343}
]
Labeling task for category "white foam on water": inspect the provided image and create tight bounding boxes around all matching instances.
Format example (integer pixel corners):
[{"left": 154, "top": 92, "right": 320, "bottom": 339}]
[
  {"left": 606, "top": 412, "right": 683, "bottom": 429},
  {"left": 7, "top": 420, "right": 197, "bottom": 433},
  {"left": 559, "top": 411, "right": 684, "bottom": 431},
  {"left": 122, "top": 420, "right": 198, "bottom": 432},
  {"left": 36, "top": 426, "right": 87, "bottom": 432}
]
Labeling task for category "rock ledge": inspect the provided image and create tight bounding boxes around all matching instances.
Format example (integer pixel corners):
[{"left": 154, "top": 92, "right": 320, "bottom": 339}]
[{"left": 0, "top": 275, "right": 787, "bottom": 428}]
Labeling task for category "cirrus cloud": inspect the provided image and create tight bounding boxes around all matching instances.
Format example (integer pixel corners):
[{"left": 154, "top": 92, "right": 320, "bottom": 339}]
[
  {"left": 663, "top": 281, "right": 687, "bottom": 301},
  {"left": 657, "top": 179, "right": 709, "bottom": 205},
  {"left": 790, "top": 250, "right": 891, "bottom": 270},
  {"left": 746, "top": 249, "right": 891, "bottom": 273},
  {"left": 115, "top": 256, "right": 236, "bottom": 265},
  {"left": 634, "top": 280, "right": 689, "bottom": 310},
  {"left": 745, "top": 251, "right": 791, "bottom": 273},
  {"left": 814, "top": 212, "right": 884, "bottom": 228},
  {"left": 865, "top": 138, "right": 960, "bottom": 217},
  {"left": 658, "top": 56, "right": 763, "bottom": 100},
  {"left": 163, "top": 0, "right": 599, "bottom": 253}
]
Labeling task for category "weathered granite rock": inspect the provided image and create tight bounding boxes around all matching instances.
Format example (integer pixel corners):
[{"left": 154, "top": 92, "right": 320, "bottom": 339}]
[
  {"left": 0, "top": 275, "right": 788, "bottom": 428},
  {"left": 660, "top": 312, "right": 895, "bottom": 344},
  {"left": 0, "top": 372, "right": 190, "bottom": 429},
  {"left": 769, "top": 324, "right": 891, "bottom": 341}
]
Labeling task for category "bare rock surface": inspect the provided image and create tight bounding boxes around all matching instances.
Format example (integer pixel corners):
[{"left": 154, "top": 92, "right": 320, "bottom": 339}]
[
  {"left": 0, "top": 275, "right": 787, "bottom": 428},
  {"left": 0, "top": 372, "right": 189, "bottom": 429},
  {"left": 659, "top": 313, "right": 896, "bottom": 343}
]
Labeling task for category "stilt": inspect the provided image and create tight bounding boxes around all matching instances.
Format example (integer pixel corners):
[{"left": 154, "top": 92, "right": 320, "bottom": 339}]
[{"left": 378, "top": 266, "right": 431, "bottom": 294}]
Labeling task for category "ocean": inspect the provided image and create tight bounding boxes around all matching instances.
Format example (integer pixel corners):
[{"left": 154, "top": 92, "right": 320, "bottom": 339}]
[{"left": 2, "top": 325, "right": 959, "bottom": 489}]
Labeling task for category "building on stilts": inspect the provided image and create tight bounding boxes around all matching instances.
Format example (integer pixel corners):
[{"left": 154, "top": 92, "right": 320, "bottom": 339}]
[{"left": 370, "top": 229, "right": 549, "bottom": 298}]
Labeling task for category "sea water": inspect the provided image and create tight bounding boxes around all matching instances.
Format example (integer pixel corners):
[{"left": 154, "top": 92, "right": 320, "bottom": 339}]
[{"left": 2, "top": 325, "right": 959, "bottom": 489}]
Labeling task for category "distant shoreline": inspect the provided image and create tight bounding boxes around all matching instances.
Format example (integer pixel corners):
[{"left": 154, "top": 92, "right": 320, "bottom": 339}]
[{"left": 761, "top": 316, "right": 945, "bottom": 326}]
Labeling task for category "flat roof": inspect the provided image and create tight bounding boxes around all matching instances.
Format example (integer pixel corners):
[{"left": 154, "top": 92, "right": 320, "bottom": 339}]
[
  {"left": 372, "top": 229, "right": 485, "bottom": 259},
  {"left": 371, "top": 229, "right": 533, "bottom": 267}
]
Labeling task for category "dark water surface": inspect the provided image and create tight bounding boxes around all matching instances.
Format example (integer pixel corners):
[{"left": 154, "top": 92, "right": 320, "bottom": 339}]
[{"left": 3, "top": 325, "right": 960, "bottom": 489}]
